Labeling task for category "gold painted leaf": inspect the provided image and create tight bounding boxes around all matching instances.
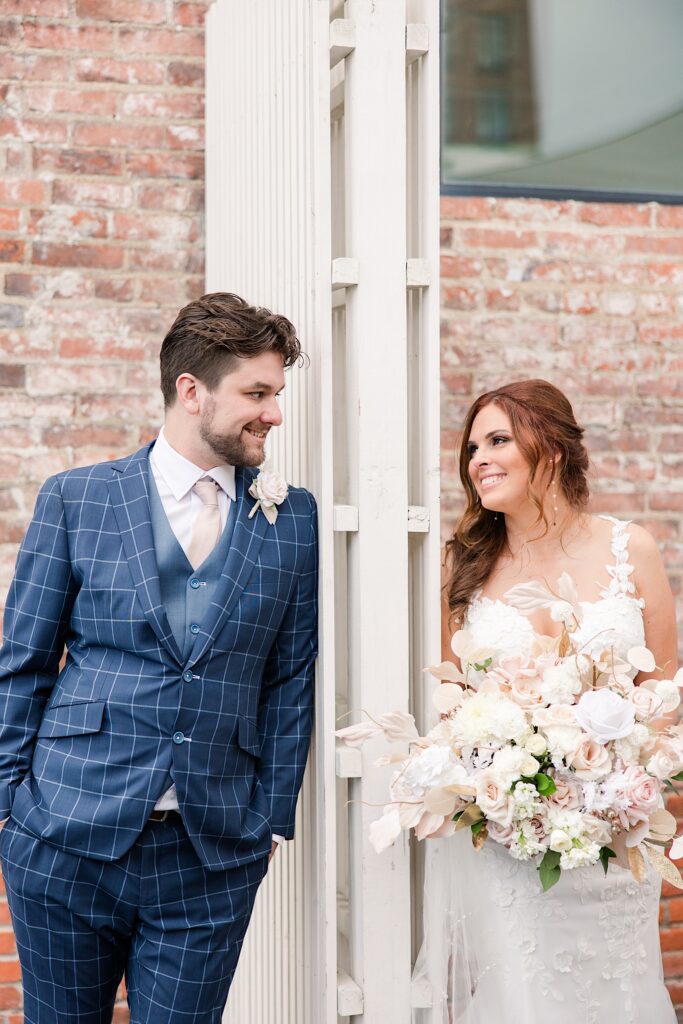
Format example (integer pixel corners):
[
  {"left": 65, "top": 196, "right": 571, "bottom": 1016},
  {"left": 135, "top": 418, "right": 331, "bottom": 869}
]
[
  {"left": 558, "top": 629, "right": 570, "bottom": 659},
  {"left": 472, "top": 825, "right": 488, "bottom": 851},
  {"left": 454, "top": 803, "right": 484, "bottom": 831},
  {"left": 645, "top": 845, "right": 683, "bottom": 891},
  {"left": 628, "top": 845, "right": 647, "bottom": 885}
]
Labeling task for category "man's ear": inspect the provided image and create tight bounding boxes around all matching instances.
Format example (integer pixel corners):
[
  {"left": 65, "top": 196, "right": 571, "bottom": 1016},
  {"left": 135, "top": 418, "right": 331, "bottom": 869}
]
[{"left": 175, "top": 374, "right": 201, "bottom": 414}]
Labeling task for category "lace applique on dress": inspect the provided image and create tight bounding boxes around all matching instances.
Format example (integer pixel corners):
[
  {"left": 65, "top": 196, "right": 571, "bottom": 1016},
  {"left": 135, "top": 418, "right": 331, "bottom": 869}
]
[{"left": 597, "top": 515, "right": 645, "bottom": 605}]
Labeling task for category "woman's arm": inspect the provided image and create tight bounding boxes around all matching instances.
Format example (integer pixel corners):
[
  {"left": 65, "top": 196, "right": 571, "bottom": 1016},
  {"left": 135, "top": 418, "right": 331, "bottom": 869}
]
[{"left": 630, "top": 523, "right": 679, "bottom": 680}]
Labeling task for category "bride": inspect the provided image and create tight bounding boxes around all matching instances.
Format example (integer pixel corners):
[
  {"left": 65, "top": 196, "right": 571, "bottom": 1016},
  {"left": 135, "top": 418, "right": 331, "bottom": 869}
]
[{"left": 413, "top": 379, "right": 678, "bottom": 1023}]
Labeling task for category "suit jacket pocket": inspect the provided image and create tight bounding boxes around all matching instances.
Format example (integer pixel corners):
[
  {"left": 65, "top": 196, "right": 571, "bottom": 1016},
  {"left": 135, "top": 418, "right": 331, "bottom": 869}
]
[
  {"left": 37, "top": 700, "right": 106, "bottom": 739},
  {"left": 237, "top": 717, "right": 261, "bottom": 758}
]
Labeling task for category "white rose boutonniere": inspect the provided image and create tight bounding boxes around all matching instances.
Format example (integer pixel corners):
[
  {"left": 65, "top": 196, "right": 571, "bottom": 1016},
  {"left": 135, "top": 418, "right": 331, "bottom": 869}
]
[{"left": 248, "top": 461, "right": 289, "bottom": 525}]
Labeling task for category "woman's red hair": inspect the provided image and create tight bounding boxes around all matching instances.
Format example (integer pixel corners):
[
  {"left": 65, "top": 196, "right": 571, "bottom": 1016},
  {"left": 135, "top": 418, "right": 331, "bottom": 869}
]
[{"left": 444, "top": 379, "right": 590, "bottom": 626}]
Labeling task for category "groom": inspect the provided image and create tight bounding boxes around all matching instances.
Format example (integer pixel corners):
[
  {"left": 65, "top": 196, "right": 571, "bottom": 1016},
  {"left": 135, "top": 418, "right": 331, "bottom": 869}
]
[{"left": 0, "top": 292, "right": 318, "bottom": 1023}]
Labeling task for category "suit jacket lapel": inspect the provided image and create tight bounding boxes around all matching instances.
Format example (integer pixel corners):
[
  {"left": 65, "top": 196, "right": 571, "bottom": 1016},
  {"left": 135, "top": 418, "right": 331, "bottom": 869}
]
[
  {"left": 106, "top": 444, "right": 183, "bottom": 665},
  {"left": 187, "top": 467, "right": 268, "bottom": 667}
]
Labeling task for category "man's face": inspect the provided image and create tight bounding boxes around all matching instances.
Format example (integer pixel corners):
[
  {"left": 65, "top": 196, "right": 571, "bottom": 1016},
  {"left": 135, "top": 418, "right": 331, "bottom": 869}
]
[{"left": 197, "top": 351, "right": 285, "bottom": 467}]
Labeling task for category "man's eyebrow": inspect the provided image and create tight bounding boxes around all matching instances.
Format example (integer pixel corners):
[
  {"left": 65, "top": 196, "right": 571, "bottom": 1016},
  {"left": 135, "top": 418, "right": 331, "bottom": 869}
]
[{"left": 246, "top": 381, "right": 285, "bottom": 391}]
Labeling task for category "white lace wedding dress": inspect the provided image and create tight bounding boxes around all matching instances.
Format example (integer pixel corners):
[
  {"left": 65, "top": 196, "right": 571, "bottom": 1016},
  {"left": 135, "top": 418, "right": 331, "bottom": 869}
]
[{"left": 412, "top": 519, "right": 676, "bottom": 1024}]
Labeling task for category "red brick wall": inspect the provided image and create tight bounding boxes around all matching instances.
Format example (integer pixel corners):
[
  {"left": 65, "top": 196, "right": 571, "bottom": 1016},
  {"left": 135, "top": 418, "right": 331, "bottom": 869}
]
[
  {"left": 440, "top": 194, "right": 683, "bottom": 1016},
  {"left": 0, "top": 2, "right": 207, "bottom": 1019},
  {"left": 1, "top": 4, "right": 682, "bottom": 1016}
]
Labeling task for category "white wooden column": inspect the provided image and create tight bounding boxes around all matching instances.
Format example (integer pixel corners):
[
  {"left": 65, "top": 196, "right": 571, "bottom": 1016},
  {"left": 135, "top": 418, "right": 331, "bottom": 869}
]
[
  {"left": 341, "top": 1, "right": 413, "bottom": 1020},
  {"left": 206, "top": 1, "right": 440, "bottom": 1021},
  {"left": 206, "top": 4, "right": 336, "bottom": 1023}
]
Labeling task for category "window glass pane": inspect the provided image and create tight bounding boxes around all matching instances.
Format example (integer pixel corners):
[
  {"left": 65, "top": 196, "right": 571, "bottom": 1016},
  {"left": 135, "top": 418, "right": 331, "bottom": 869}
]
[{"left": 441, "top": 0, "right": 683, "bottom": 197}]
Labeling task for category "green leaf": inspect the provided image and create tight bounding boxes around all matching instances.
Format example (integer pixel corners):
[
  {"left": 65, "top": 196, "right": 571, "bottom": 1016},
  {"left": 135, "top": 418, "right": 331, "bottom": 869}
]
[
  {"left": 670, "top": 772, "right": 683, "bottom": 782},
  {"left": 471, "top": 819, "right": 486, "bottom": 836},
  {"left": 599, "top": 846, "right": 616, "bottom": 876},
  {"left": 473, "top": 657, "right": 492, "bottom": 672},
  {"left": 534, "top": 773, "right": 557, "bottom": 796},
  {"left": 452, "top": 809, "right": 464, "bottom": 823},
  {"left": 538, "top": 849, "right": 562, "bottom": 892}
]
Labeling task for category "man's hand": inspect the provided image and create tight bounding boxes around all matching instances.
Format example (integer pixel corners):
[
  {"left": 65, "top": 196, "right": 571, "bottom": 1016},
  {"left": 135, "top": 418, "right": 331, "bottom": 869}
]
[{"left": 268, "top": 840, "right": 279, "bottom": 863}]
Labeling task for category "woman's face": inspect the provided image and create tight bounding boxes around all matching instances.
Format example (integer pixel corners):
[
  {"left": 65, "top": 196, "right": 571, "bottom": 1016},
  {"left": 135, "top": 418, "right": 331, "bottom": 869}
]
[{"left": 467, "top": 404, "right": 536, "bottom": 515}]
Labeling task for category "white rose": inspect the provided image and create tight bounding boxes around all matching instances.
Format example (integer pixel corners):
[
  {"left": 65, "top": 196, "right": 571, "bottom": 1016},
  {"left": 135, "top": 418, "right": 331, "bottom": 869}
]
[
  {"left": 254, "top": 466, "right": 288, "bottom": 507},
  {"left": 532, "top": 705, "right": 583, "bottom": 757},
  {"left": 646, "top": 749, "right": 677, "bottom": 781},
  {"left": 549, "top": 828, "right": 573, "bottom": 853},
  {"left": 525, "top": 734, "right": 547, "bottom": 757},
  {"left": 574, "top": 689, "right": 635, "bottom": 745}
]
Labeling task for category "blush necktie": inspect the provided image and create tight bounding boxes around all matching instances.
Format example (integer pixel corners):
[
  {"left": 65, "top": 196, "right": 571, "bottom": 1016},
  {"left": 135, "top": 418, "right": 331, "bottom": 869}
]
[{"left": 186, "top": 477, "right": 222, "bottom": 569}]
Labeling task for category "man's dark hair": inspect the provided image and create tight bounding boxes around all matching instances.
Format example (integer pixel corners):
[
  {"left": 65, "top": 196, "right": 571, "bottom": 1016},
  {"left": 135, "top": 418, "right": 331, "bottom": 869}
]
[{"left": 159, "top": 292, "right": 304, "bottom": 407}]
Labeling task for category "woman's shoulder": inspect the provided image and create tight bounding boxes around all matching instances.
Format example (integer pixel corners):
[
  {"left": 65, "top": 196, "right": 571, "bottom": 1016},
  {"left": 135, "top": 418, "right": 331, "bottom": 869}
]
[
  {"left": 588, "top": 514, "right": 664, "bottom": 591},
  {"left": 625, "top": 520, "right": 662, "bottom": 566},
  {"left": 586, "top": 514, "right": 658, "bottom": 554}
]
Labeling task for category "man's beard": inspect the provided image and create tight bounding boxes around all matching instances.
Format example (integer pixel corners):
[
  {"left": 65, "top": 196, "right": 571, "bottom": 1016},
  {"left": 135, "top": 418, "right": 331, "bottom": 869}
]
[{"left": 199, "top": 408, "right": 264, "bottom": 468}]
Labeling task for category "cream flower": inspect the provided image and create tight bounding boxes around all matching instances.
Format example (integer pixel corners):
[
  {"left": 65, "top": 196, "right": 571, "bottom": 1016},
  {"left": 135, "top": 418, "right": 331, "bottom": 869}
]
[
  {"left": 627, "top": 687, "right": 664, "bottom": 721},
  {"left": 491, "top": 745, "right": 538, "bottom": 786},
  {"left": 476, "top": 770, "right": 514, "bottom": 826},
  {"left": 646, "top": 748, "right": 677, "bottom": 781},
  {"left": 532, "top": 704, "right": 583, "bottom": 757},
  {"left": 541, "top": 660, "right": 583, "bottom": 705},
  {"left": 568, "top": 738, "right": 612, "bottom": 780},
  {"left": 546, "top": 774, "right": 582, "bottom": 811},
  {"left": 248, "top": 462, "right": 288, "bottom": 525},
  {"left": 613, "top": 765, "right": 660, "bottom": 828},
  {"left": 452, "top": 692, "right": 530, "bottom": 747}
]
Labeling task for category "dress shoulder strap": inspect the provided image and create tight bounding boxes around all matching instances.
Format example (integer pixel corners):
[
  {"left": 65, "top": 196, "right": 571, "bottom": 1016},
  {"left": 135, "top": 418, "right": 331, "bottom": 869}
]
[{"left": 598, "top": 515, "right": 636, "bottom": 598}]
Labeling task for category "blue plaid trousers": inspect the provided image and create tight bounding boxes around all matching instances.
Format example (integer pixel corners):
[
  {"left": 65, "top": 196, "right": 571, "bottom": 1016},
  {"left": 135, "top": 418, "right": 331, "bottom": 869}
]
[{"left": 0, "top": 815, "right": 269, "bottom": 1023}]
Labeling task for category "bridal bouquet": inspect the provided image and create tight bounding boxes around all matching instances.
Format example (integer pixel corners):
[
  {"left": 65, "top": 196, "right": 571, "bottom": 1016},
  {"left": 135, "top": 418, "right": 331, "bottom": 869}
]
[{"left": 336, "top": 574, "right": 683, "bottom": 892}]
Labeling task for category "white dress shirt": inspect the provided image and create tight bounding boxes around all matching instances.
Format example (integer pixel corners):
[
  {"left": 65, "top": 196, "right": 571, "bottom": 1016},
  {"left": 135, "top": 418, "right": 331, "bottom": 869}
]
[{"left": 149, "top": 430, "right": 283, "bottom": 844}]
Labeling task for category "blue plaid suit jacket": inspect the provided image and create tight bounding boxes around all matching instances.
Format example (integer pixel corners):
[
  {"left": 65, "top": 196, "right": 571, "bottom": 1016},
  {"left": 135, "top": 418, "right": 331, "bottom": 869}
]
[{"left": 0, "top": 443, "right": 318, "bottom": 870}]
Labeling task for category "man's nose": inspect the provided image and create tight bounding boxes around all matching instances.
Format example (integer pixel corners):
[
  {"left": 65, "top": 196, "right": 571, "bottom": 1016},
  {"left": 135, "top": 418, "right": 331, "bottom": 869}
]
[{"left": 261, "top": 397, "right": 283, "bottom": 426}]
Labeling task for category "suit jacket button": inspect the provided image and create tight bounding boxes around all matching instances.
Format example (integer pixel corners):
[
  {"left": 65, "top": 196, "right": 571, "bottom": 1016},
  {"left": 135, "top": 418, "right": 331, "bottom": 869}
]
[
  {"left": 190, "top": 623, "right": 200, "bottom": 635},
  {"left": 182, "top": 670, "right": 193, "bottom": 682},
  {"left": 189, "top": 578, "right": 201, "bottom": 589},
  {"left": 172, "top": 731, "right": 185, "bottom": 745}
]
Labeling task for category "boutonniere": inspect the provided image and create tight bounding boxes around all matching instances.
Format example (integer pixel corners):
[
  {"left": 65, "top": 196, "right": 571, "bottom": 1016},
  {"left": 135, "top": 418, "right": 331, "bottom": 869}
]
[{"left": 248, "top": 462, "right": 289, "bottom": 525}]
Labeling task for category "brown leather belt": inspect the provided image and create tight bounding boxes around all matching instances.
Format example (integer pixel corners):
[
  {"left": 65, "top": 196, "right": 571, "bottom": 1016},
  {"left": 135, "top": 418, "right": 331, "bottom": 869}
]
[{"left": 149, "top": 810, "right": 183, "bottom": 823}]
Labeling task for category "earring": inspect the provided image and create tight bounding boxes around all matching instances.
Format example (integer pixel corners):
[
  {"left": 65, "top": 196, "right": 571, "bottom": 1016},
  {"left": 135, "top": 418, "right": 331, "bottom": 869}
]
[{"left": 550, "top": 460, "right": 558, "bottom": 527}]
